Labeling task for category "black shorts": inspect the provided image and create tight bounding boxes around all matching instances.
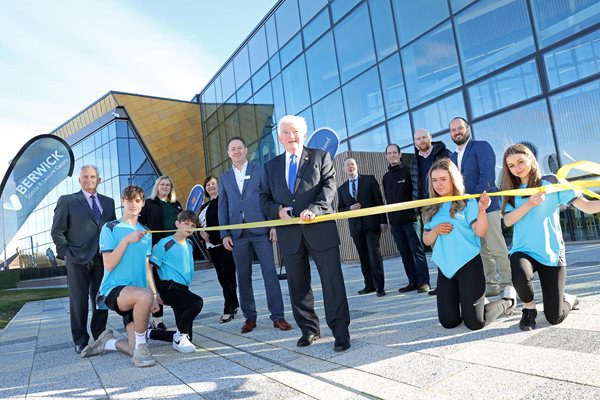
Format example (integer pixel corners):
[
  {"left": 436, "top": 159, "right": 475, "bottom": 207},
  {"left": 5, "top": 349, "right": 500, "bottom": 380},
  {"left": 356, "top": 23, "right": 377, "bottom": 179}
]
[{"left": 104, "top": 285, "right": 134, "bottom": 327}]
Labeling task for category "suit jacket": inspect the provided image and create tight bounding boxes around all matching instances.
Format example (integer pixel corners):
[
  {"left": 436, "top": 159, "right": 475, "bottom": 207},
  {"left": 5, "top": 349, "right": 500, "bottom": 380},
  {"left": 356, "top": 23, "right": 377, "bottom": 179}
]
[
  {"left": 51, "top": 190, "right": 116, "bottom": 264},
  {"left": 219, "top": 162, "right": 269, "bottom": 239},
  {"left": 450, "top": 139, "right": 500, "bottom": 212},
  {"left": 338, "top": 175, "right": 386, "bottom": 236},
  {"left": 260, "top": 147, "right": 340, "bottom": 255}
]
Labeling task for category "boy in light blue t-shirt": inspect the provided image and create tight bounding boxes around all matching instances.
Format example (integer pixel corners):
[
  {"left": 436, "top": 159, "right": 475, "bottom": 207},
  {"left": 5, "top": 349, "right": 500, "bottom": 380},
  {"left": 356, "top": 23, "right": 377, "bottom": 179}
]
[
  {"left": 81, "top": 185, "right": 160, "bottom": 368},
  {"left": 148, "top": 210, "right": 203, "bottom": 353}
]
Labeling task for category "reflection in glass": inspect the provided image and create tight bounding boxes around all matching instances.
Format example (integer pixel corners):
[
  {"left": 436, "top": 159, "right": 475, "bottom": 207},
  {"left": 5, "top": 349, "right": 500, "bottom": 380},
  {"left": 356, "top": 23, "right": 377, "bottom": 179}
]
[
  {"left": 279, "top": 33, "right": 303, "bottom": 68},
  {"left": 129, "top": 139, "right": 147, "bottom": 175},
  {"left": 473, "top": 100, "right": 554, "bottom": 176},
  {"left": 412, "top": 91, "right": 465, "bottom": 135},
  {"left": 117, "top": 138, "right": 130, "bottom": 175},
  {"left": 369, "top": 0, "right": 398, "bottom": 60},
  {"left": 469, "top": 59, "right": 541, "bottom": 117},
  {"left": 379, "top": 53, "right": 407, "bottom": 118},
  {"left": 266, "top": 16, "right": 279, "bottom": 57},
  {"left": 269, "top": 55, "right": 281, "bottom": 77},
  {"left": 275, "top": 0, "right": 301, "bottom": 47},
  {"left": 272, "top": 74, "right": 286, "bottom": 123},
  {"left": 252, "top": 63, "right": 270, "bottom": 93},
  {"left": 312, "top": 89, "right": 348, "bottom": 140},
  {"left": 456, "top": 0, "right": 534, "bottom": 81},
  {"left": 387, "top": 113, "right": 413, "bottom": 149},
  {"left": 306, "top": 32, "right": 340, "bottom": 103},
  {"left": 303, "top": 7, "right": 330, "bottom": 47},
  {"left": 545, "top": 29, "right": 600, "bottom": 90},
  {"left": 299, "top": 0, "right": 327, "bottom": 25},
  {"left": 342, "top": 67, "right": 384, "bottom": 136},
  {"left": 349, "top": 124, "right": 388, "bottom": 152},
  {"left": 334, "top": 3, "right": 376, "bottom": 83},
  {"left": 281, "top": 55, "right": 310, "bottom": 114},
  {"left": 236, "top": 80, "right": 252, "bottom": 103},
  {"left": 402, "top": 23, "right": 461, "bottom": 107},
  {"left": 248, "top": 27, "right": 269, "bottom": 74},
  {"left": 531, "top": 0, "right": 600, "bottom": 48},
  {"left": 550, "top": 79, "right": 600, "bottom": 168},
  {"left": 253, "top": 82, "right": 273, "bottom": 105},
  {"left": 450, "top": 0, "right": 475, "bottom": 12},
  {"left": 234, "top": 46, "right": 251, "bottom": 87},
  {"left": 221, "top": 63, "right": 236, "bottom": 101},
  {"left": 331, "top": 0, "right": 361, "bottom": 22},
  {"left": 391, "top": 0, "right": 449, "bottom": 45}
]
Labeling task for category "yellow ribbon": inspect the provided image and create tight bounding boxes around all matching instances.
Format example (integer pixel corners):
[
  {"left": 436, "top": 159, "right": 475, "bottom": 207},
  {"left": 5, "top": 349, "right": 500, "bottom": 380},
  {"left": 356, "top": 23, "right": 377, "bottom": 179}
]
[{"left": 147, "top": 160, "right": 600, "bottom": 234}]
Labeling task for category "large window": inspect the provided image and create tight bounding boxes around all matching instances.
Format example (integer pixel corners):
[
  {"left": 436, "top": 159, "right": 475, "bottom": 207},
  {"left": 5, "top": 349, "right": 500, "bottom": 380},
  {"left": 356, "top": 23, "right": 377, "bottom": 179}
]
[
  {"left": 391, "top": 0, "right": 450, "bottom": 45},
  {"left": 342, "top": 67, "right": 384, "bottom": 136},
  {"left": 402, "top": 23, "right": 461, "bottom": 107},
  {"left": 312, "top": 89, "right": 348, "bottom": 140},
  {"left": 378, "top": 53, "right": 407, "bottom": 118},
  {"left": 281, "top": 55, "right": 310, "bottom": 114},
  {"left": 455, "top": 0, "right": 534, "bottom": 81},
  {"left": 305, "top": 32, "right": 340, "bottom": 103},
  {"left": 411, "top": 91, "right": 465, "bottom": 135},
  {"left": 369, "top": 0, "right": 397, "bottom": 60},
  {"left": 531, "top": 0, "right": 600, "bottom": 48}
]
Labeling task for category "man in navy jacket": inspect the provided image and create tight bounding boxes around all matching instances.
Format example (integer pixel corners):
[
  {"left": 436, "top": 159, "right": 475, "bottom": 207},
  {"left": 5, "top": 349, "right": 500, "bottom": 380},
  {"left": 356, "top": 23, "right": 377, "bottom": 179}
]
[{"left": 449, "top": 117, "right": 511, "bottom": 296}]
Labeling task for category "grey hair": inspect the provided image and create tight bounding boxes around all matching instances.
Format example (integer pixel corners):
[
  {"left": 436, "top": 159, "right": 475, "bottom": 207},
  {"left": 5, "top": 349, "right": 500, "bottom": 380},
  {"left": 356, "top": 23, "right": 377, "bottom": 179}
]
[
  {"left": 278, "top": 115, "right": 307, "bottom": 136},
  {"left": 80, "top": 164, "right": 100, "bottom": 177}
]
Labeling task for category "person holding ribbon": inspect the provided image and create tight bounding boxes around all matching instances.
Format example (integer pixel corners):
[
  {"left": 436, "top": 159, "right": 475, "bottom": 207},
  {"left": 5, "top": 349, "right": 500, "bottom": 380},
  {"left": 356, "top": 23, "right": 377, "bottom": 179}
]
[
  {"left": 139, "top": 175, "right": 183, "bottom": 330},
  {"left": 198, "top": 176, "right": 240, "bottom": 323},
  {"left": 501, "top": 144, "right": 600, "bottom": 331},
  {"left": 422, "top": 159, "right": 517, "bottom": 330}
]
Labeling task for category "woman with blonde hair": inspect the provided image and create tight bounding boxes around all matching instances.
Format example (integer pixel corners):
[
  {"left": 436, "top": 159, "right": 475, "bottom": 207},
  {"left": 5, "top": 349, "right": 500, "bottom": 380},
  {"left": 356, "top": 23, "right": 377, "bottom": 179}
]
[
  {"left": 423, "top": 159, "right": 516, "bottom": 330},
  {"left": 501, "top": 144, "right": 600, "bottom": 331},
  {"left": 139, "top": 175, "right": 183, "bottom": 330}
]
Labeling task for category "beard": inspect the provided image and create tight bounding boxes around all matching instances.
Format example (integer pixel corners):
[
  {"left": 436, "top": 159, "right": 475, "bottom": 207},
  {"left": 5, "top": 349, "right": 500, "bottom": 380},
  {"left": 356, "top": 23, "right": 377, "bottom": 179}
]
[{"left": 452, "top": 131, "right": 470, "bottom": 146}]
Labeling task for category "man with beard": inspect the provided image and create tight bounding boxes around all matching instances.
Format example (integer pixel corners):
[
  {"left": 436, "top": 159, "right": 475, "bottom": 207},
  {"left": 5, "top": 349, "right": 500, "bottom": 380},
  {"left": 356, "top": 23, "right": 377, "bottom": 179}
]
[{"left": 449, "top": 117, "right": 511, "bottom": 297}]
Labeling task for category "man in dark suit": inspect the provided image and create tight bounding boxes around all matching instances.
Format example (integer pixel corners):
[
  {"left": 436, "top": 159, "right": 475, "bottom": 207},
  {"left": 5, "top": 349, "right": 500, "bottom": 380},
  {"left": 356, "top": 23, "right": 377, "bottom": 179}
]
[
  {"left": 51, "top": 165, "right": 116, "bottom": 353},
  {"left": 219, "top": 136, "right": 291, "bottom": 334},
  {"left": 261, "top": 115, "right": 351, "bottom": 352},
  {"left": 449, "top": 117, "right": 511, "bottom": 297},
  {"left": 338, "top": 157, "right": 387, "bottom": 297}
]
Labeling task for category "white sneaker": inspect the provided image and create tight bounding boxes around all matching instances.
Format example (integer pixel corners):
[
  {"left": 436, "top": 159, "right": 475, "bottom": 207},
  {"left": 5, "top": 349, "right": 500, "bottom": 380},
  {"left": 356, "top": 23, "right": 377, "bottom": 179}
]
[
  {"left": 564, "top": 292, "right": 580, "bottom": 310},
  {"left": 502, "top": 286, "right": 517, "bottom": 316},
  {"left": 173, "top": 333, "right": 196, "bottom": 353},
  {"left": 132, "top": 343, "right": 156, "bottom": 367},
  {"left": 81, "top": 329, "right": 113, "bottom": 358}
]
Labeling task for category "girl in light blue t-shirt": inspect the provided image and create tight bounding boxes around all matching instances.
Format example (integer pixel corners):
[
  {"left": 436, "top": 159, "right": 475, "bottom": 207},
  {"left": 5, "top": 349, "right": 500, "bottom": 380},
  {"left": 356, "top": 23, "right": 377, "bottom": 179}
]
[
  {"left": 501, "top": 144, "right": 600, "bottom": 331},
  {"left": 422, "top": 159, "right": 516, "bottom": 330}
]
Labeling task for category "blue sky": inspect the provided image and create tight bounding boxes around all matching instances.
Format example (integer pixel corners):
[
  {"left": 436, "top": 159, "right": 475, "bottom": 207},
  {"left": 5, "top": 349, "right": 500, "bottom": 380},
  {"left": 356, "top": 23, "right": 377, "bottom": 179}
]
[{"left": 0, "top": 0, "right": 277, "bottom": 177}]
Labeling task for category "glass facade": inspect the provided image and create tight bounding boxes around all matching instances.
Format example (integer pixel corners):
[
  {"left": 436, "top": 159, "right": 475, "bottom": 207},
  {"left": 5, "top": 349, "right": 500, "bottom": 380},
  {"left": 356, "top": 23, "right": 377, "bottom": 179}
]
[
  {"left": 199, "top": 0, "right": 600, "bottom": 240},
  {"left": 17, "top": 119, "right": 159, "bottom": 257}
]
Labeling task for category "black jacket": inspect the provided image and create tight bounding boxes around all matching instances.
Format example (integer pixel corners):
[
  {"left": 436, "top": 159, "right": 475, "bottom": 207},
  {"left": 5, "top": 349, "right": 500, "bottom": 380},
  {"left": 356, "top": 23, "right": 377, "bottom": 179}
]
[
  {"left": 382, "top": 164, "right": 416, "bottom": 225},
  {"left": 199, "top": 198, "right": 222, "bottom": 246},
  {"left": 410, "top": 141, "right": 452, "bottom": 200},
  {"left": 338, "top": 175, "right": 386, "bottom": 236},
  {"left": 138, "top": 197, "right": 183, "bottom": 246}
]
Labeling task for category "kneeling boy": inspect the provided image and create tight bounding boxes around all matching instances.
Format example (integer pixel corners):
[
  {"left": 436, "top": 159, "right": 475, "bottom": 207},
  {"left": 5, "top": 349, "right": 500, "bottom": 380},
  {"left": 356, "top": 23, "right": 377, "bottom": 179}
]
[
  {"left": 148, "top": 210, "right": 203, "bottom": 353},
  {"left": 82, "top": 185, "right": 159, "bottom": 367}
]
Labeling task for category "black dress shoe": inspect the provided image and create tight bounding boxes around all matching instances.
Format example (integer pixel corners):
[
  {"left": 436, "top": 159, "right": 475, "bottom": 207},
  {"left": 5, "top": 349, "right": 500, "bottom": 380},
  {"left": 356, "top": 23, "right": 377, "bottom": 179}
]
[
  {"left": 296, "top": 333, "right": 320, "bottom": 347},
  {"left": 417, "top": 284, "right": 431, "bottom": 293},
  {"left": 358, "top": 288, "right": 376, "bottom": 295},
  {"left": 333, "top": 337, "right": 351, "bottom": 352},
  {"left": 398, "top": 283, "right": 417, "bottom": 293},
  {"left": 74, "top": 344, "right": 87, "bottom": 354},
  {"left": 428, "top": 288, "right": 438, "bottom": 296},
  {"left": 376, "top": 290, "right": 386, "bottom": 297}
]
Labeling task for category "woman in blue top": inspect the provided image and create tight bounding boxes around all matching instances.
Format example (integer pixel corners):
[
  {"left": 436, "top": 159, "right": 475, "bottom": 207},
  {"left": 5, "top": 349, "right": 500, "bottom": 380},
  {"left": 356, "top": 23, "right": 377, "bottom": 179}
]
[
  {"left": 423, "top": 159, "right": 516, "bottom": 330},
  {"left": 501, "top": 144, "right": 600, "bottom": 331}
]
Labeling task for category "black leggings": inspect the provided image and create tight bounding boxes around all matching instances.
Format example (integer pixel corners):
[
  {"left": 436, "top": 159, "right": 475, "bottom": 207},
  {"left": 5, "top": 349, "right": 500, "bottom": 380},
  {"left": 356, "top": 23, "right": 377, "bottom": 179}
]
[
  {"left": 208, "top": 246, "right": 240, "bottom": 314},
  {"left": 156, "top": 280, "right": 203, "bottom": 339},
  {"left": 510, "top": 252, "right": 570, "bottom": 325},
  {"left": 437, "top": 255, "right": 511, "bottom": 330}
]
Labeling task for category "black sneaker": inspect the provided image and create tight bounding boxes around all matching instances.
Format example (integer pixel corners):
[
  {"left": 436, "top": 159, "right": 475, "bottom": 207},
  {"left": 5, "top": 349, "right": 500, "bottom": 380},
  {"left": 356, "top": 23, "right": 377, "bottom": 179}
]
[{"left": 519, "top": 308, "right": 537, "bottom": 331}]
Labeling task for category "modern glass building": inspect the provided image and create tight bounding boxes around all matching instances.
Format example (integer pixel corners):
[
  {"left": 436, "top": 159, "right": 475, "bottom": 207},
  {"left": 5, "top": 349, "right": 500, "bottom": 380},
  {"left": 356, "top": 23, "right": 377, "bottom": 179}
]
[
  {"left": 196, "top": 0, "right": 600, "bottom": 241},
  {"left": 14, "top": 92, "right": 205, "bottom": 261}
]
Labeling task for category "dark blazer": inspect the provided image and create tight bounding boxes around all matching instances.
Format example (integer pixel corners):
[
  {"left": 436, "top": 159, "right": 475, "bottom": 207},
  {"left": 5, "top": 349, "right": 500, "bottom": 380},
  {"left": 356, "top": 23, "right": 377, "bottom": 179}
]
[
  {"left": 382, "top": 164, "right": 417, "bottom": 225},
  {"left": 138, "top": 197, "right": 183, "bottom": 246},
  {"left": 218, "top": 163, "right": 269, "bottom": 239},
  {"left": 450, "top": 139, "right": 501, "bottom": 212},
  {"left": 199, "top": 198, "right": 223, "bottom": 245},
  {"left": 51, "top": 190, "right": 116, "bottom": 264},
  {"left": 261, "top": 147, "right": 339, "bottom": 255},
  {"left": 338, "top": 175, "right": 386, "bottom": 236}
]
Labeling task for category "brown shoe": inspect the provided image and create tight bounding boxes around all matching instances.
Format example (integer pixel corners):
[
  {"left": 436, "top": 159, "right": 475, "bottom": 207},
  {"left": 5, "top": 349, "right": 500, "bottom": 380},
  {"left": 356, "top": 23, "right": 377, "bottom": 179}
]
[
  {"left": 241, "top": 319, "right": 256, "bottom": 334},
  {"left": 273, "top": 319, "right": 293, "bottom": 331}
]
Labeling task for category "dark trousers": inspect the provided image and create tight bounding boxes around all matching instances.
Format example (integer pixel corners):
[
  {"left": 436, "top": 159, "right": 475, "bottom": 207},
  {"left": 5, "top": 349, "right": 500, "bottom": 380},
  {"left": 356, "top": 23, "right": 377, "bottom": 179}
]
[
  {"left": 352, "top": 230, "right": 384, "bottom": 291},
  {"left": 208, "top": 246, "right": 240, "bottom": 314},
  {"left": 390, "top": 223, "right": 430, "bottom": 286},
  {"left": 151, "top": 266, "right": 164, "bottom": 319},
  {"left": 66, "top": 255, "right": 108, "bottom": 346},
  {"left": 510, "top": 252, "right": 570, "bottom": 325},
  {"left": 283, "top": 242, "right": 350, "bottom": 340},
  {"left": 437, "top": 255, "right": 510, "bottom": 330},
  {"left": 157, "top": 280, "right": 203, "bottom": 339}
]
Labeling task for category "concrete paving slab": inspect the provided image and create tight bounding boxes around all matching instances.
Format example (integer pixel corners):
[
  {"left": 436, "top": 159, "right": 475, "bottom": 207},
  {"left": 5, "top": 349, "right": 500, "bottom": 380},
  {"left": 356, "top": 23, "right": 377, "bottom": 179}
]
[{"left": 522, "top": 380, "right": 600, "bottom": 400}]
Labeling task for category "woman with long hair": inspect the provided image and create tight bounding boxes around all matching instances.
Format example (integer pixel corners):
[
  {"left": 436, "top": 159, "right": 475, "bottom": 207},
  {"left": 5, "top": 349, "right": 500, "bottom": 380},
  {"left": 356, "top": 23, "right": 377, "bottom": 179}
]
[
  {"left": 199, "top": 176, "right": 240, "bottom": 323},
  {"left": 139, "top": 175, "right": 183, "bottom": 330},
  {"left": 501, "top": 144, "right": 600, "bottom": 331},
  {"left": 422, "top": 159, "right": 516, "bottom": 330}
]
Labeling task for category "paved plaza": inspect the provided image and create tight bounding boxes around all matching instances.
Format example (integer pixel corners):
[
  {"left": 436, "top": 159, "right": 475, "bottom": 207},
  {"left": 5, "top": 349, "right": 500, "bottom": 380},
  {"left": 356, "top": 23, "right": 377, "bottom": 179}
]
[{"left": 1, "top": 243, "right": 600, "bottom": 399}]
